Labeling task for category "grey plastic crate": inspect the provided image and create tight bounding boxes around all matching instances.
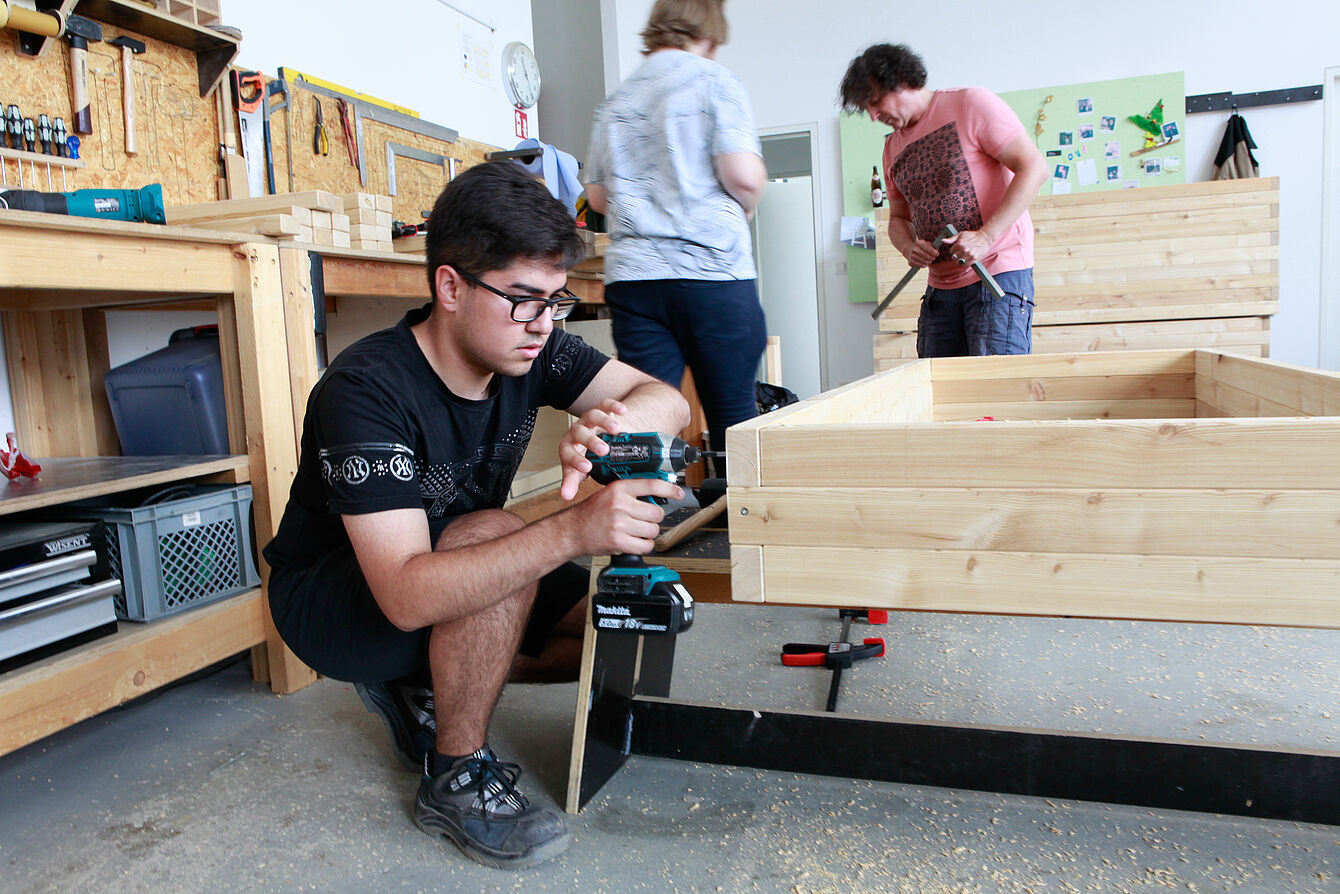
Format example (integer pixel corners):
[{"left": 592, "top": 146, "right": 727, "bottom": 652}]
[{"left": 46, "top": 485, "right": 259, "bottom": 622}]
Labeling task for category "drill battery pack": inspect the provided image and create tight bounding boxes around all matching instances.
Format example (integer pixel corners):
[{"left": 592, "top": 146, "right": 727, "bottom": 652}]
[{"left": 593, "top": 556, "right": 694, "bottom": 635}]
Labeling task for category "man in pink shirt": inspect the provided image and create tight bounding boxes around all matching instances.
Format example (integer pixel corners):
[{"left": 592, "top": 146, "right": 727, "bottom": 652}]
[{"left": 840, "top": 44, "right": 1048, "bottom": 356}]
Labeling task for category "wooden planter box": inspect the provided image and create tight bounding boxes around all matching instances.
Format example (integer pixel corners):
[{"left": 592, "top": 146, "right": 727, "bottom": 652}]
[
  {"left": 726, "top": 349, "right": 1340, "bottom": 628},
  {"left": 873, "top": 178, "right": 1280, "bottom": 363}
]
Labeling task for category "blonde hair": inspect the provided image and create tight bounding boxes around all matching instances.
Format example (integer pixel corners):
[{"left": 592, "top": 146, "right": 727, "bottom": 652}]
[{"left": 640, "top": 0, "right": 728, "bottom": 54}]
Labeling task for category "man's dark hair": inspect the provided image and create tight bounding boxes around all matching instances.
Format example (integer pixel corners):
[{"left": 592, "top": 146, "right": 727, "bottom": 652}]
[
  {"left": 425, "top": 161, "right": 585, "bottom": 297},
  {"left": 838, "top": 44, "right": 928, "bottom": 112}
]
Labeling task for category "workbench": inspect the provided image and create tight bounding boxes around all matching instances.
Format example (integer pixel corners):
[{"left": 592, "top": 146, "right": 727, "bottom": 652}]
[{"left": 0, "top": 210, "right": 313, "bottom": 757}]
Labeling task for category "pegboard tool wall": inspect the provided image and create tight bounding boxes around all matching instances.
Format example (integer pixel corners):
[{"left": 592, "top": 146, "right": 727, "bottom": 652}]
[
  {"left": 0, "top": 21, "right": 221, "bottom": 203},
  {"left": 2, "top": 24, "right": 501, "bottom": 219},
  {"left": 267, "top": 79, "right": 499, "bottom": 224}
]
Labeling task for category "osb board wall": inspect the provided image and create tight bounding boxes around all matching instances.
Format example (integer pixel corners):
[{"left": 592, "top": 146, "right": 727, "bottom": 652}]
[
  {"left": 0, "top": 23, "right": 221, "bottom": 204},
  {"left": 2, "top": 25, "right": 499, "bottom": 219},
  {"left": 263, "top": 81, "right": 499, "bottom": 224}
]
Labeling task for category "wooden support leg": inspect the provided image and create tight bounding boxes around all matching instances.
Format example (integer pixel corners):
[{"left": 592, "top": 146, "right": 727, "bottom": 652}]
[{"left": 566, "top": 559, "right": 681, "bottom": 813}]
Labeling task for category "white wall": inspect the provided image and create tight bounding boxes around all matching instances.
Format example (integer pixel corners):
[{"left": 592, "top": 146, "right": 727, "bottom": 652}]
[
  {"left": 227, "top": 0, "right": 537, "bottom": 150},
  {"left": 583, "top": 0, "right": 1338, "bottom": 385}
]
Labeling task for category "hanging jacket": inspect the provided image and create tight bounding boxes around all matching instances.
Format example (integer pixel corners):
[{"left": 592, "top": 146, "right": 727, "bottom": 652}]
[{"left": 1212, "top": 113, "right": 1259, "bottom": 180}]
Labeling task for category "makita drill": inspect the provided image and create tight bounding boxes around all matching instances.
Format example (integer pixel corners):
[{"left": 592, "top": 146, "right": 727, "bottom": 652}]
[{"left": 585, "top": 432, "right": 700, "bottom": 635}]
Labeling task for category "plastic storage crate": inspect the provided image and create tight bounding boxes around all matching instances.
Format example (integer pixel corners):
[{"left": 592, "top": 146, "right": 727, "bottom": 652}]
[
  {"left": 104, "top": 325, "right": 230, "bottom": 456},
  {"left": 43, "top": 485, "right": 259, "bottom": 622}
]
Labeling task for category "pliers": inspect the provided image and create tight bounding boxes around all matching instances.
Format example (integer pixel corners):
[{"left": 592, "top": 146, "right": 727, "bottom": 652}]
[
  {"left": 336, "top": 97, "right": 358, "bottom": 168},
  {"left": 312, "top": 96, "right": 329, "bottom": 156}
]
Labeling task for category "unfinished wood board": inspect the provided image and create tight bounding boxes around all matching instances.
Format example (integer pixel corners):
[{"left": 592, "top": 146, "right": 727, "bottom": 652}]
[
  {"left": 874, "top": 179, "right": 1280, "bottom": 350},
  {"left": 728, "top": 350, "right": 1340, "bottom": 626}
]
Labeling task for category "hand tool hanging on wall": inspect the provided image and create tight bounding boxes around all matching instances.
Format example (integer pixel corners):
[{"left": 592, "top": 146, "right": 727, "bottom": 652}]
[
  {"left": 312, "top": 96, "right": 329, "bottom": 156},
  {"left": 52, "top": 118, "right": 67, "bottom": 157},
  {"left": 336, "top": 97, "right": 358, "bottom": 168},
  {"left": 232, "top": 70, "right": 267, "bottom": 197},
  {"left": 36, "top": 114, "right": 51, "bottom": 154},
  {"left": 106, "top": 36, "right": 146, "bottom": 155},
  {"left": 62, "top": 16, "right": 103, "bottom": 135},
  {"left": 0, "top": 184, "right": 166, "bottom": 223},
  {"left": 5, "top": 105, "right": 21, "bottom": 150}
]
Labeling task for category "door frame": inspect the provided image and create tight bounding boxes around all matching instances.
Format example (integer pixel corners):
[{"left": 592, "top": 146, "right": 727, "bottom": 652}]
[
  {"left": 1320, "top": 65, "right": 1340, "bottom": 370},
  {"left": 757, "top": 123, "right": 830, "bottom": 392}
]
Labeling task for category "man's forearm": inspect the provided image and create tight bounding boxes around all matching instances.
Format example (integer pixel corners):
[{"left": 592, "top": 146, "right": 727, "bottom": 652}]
[
  {"left": 389, "top": 510, "right": 584, "bottom": 630},
  {"left": 615, "top": 379, "right": 691, "bottom": 436}
]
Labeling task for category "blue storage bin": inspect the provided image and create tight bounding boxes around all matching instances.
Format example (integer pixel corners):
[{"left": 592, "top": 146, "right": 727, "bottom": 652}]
[{"left": 104, "top": 325, "right": 230, "bottom": 456}]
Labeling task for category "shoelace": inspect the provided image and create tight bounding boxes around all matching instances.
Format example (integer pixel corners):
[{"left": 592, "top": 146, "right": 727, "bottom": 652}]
[{"left": 453, "top": 753, "right": 529, "bottom": 817}]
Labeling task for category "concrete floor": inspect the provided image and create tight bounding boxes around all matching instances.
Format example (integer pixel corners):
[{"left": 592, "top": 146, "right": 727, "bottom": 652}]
[{"left": 2, "top": 603, "right": 1337, "bottom": 893}]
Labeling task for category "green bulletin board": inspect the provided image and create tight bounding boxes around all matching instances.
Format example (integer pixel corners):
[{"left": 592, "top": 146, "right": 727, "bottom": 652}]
[
  {"left": 1000, "top": 71, "right": 1186, "bottom": 196},
  {"left": 839, "top": 71, "right": 1186, "bottom": 303}
]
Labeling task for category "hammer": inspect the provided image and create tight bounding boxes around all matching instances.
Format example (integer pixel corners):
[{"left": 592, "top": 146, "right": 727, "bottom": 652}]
[
  {"left": 0, "top": 5, "right": 101, "bottom": 134},
  {"left": 63, "top": 15, "right": 104, "bottom": 135},
  {"left": 107, "top": 37, "right": 145, "bottom": 154}
]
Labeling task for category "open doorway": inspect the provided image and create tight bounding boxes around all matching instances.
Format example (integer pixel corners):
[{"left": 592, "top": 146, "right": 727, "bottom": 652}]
[{"left": 752, "top": 126, "right": 828, "bottom": 397}]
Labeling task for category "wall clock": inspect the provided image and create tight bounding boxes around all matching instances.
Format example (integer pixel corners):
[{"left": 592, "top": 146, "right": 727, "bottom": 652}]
[{"left": 503, "top": 41, "right": 541, "bottom": 109}]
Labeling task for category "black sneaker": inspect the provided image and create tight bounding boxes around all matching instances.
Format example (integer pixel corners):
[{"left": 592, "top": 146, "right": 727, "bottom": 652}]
[
  {"left": 354, "top": 680, "right": 436, "bottom": 771},
  {"left": 414, "top": 747, "right": 570, "bottom": 869}
]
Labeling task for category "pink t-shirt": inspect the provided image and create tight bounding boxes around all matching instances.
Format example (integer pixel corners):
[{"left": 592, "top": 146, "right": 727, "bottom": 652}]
[{"left": 881, "top": 87, "right": 1033, "bottom": 289}]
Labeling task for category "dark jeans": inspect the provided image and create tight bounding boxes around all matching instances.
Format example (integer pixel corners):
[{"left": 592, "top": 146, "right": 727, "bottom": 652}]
[
  {"left": 604, "top": 278, "right": 767, "bottom": 451},
  {"left": 916, "top": 268, "right": 1034, "bottom": 358}
]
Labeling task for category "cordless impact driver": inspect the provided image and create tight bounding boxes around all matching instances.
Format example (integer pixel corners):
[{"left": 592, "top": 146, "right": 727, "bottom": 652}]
[{"left": 585, "top": 432, "right": 700, "bottom": 635}]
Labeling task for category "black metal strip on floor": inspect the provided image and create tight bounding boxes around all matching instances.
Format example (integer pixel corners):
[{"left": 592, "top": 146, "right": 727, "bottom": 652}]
[{"left": 629, "top": 700, "right": 1340, "bottom": 826}]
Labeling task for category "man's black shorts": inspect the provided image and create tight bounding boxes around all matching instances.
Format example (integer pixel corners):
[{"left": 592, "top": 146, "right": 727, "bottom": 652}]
[{"left": 268, "top": 545, "right": 589, "bottom": 683}]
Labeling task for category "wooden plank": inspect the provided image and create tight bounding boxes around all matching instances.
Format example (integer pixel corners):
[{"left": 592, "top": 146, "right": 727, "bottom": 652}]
[
  {"left": 278, "top": 246, "right": 320, "bottom": 449},
  {"left": 881, "top": 299, "right": 1280, "bottom": 333},
  {"left": 930, "top": 350, "right": 1196, "bottom": 380},
  {"left": 1201, "top": 352, "right": 1340, "bottom": 416},
  {"left": 933, "top": 398, "right": 1195, "bottom": 421},
  {"left": 747, "top": 545, "right": 1340, "bottom": 628},
  {"left": 1033, "top": 216, "right": 1279, "bottom": 245},
  {"left": 754, "top": 419, "right": 1340, "bottom": 490},
  {"left": 230, "top": 242, "right": 314, "bottom": 694},
  {"left": 933, "top": 373, "right": 1195, "bottom": 405},
  {"left": 728, "top": 486, "right": 1340, "bottom": 559},
  {"left": 0, "top": 456, "right": 249, "bottom": 516},
  {"left": 1028, "top": 189, "right": 1280, "bottom": 222},
  {"left": 729, "top": 543, "right": 764, "bottom": 603},
  {"left": 2, "top": 310, "right": 103, "bottom": 457},
  {"left": 0, "top": 591, "right": 267, "bottom": 758},
  {"left": 321, "top": 254, "right": 429, "bottom": 300},
  {"left": 1034, "top": 177, "right": 1278, "bottom": 207},
  {"left": 0, "top": 227, "right": 237, "bottom": 295},
  {"left": 1034, "top": 231, "right": 1275, "bottom": 261},
  {"left": 164, "top": 190, "right": 344, "bottom": 223},
  {"left": 189, "top": 213, "right": 303, "bottom": 237}
]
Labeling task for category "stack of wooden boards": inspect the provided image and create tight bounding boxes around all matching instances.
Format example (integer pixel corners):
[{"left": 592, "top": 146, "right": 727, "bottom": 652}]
[
  {"left": 164, "top": 191, "right": 394, "bottom": 251},
  {"left": 874, "top": 178, "right": 1280, "bottom": 367}
]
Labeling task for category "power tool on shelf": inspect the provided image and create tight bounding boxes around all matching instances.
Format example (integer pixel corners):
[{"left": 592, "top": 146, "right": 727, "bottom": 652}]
[
  {"left": 0, "top": 184, "right": 166, "bottom": 224},
  {"left": 586, "top": 432, "right": 701, "bottom": 635}
]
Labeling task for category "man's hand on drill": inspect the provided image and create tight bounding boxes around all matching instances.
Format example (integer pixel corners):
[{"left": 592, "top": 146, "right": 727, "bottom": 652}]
[
  {"left": 569, "top": 477, "right": 682, "bottom": 556},
  {"left": 559, "top": 398, "right": 628, "bottom": 500}
]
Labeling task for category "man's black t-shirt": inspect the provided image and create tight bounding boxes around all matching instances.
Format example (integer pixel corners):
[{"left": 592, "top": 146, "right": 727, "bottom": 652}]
[{"left": 263, "top": 302, "right": 608, "bottom": 577}]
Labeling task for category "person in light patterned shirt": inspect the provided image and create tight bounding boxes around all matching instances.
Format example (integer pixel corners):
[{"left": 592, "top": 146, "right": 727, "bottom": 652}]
[
  {"left": 263, "top": 163, "right": 689, "bottom": 870},
  {"left": 585, "top": 0, "right": 767, "bottom": 467}
]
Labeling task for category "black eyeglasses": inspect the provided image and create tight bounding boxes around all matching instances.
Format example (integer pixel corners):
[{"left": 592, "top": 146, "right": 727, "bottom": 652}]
[{"left": 456, "top": 269, "right": 580, "bottom": 322}]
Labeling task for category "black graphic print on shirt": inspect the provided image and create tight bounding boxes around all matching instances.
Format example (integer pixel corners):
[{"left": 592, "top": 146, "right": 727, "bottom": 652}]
[{"left": 890, "top": 122, "right": 984, "bottom": 262}]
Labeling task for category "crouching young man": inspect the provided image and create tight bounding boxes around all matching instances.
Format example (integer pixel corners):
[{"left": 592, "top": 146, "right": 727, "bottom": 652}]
[{"left": 262, "top": 162, "right": 690, "bottom": 869}]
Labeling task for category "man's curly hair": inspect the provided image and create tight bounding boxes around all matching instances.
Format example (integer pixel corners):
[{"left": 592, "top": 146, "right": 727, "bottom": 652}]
[
  {"left": 641, "top": 0, "right": 728, "bottom": 54},
  {"left": 838, "top": 44, "right": 928, "bottom": 111}
]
